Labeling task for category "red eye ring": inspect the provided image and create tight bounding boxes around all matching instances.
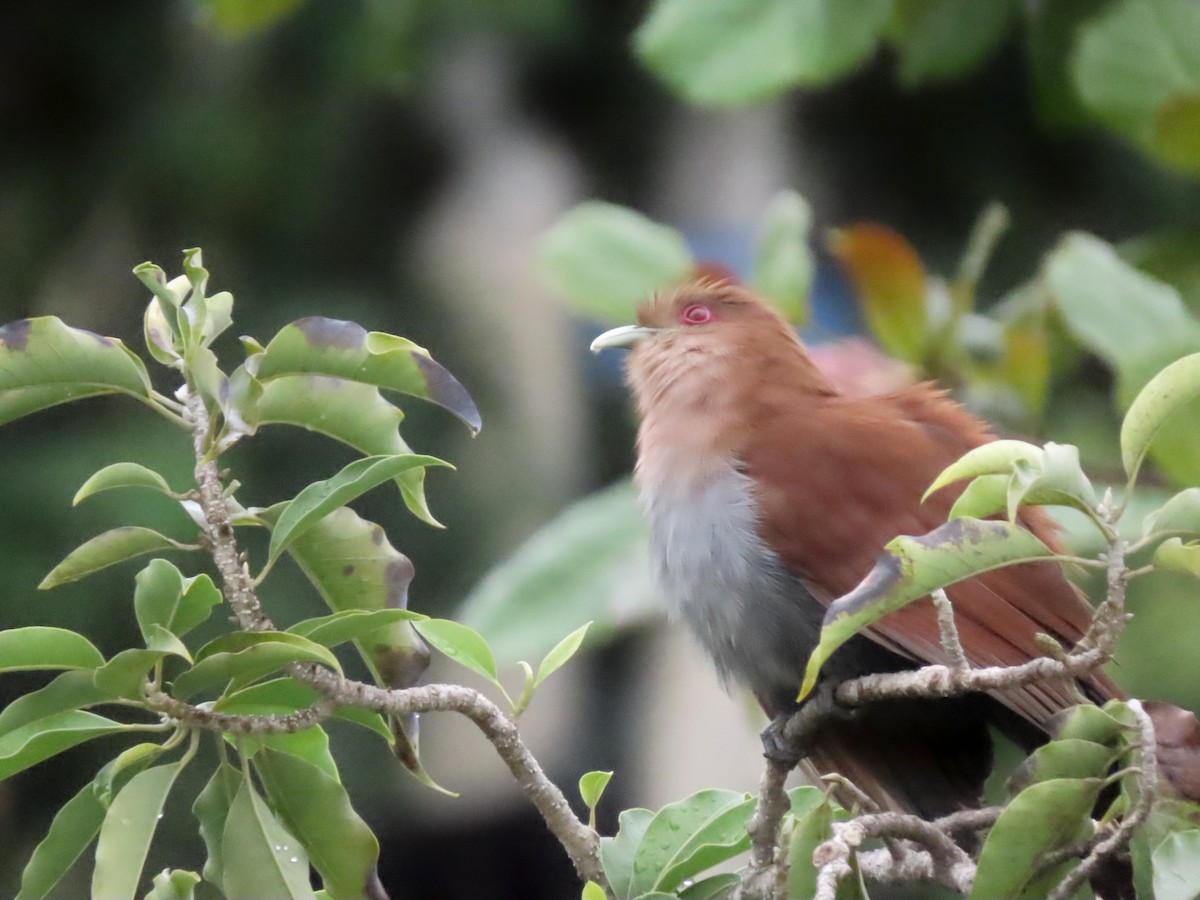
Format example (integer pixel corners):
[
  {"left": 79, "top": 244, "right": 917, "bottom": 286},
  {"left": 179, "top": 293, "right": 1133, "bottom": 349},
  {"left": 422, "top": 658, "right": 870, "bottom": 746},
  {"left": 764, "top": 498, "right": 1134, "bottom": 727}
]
[{"left": 681, "top": 303, "right": 713, "bottom": 325}]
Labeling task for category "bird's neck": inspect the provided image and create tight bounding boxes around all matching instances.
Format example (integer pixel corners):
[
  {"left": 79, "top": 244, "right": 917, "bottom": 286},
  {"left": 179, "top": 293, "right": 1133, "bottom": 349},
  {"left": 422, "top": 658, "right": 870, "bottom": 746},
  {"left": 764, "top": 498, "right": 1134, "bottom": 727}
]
[{"left": 629, "top": 331, "right": 831, "bottom": 494}]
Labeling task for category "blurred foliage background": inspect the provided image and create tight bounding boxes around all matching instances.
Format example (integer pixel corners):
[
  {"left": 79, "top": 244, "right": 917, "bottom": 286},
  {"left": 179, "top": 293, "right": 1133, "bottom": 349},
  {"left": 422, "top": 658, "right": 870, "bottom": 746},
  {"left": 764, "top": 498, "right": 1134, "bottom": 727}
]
[{"left": 1, "top": 1, "right": 1199, "bottom": 897}]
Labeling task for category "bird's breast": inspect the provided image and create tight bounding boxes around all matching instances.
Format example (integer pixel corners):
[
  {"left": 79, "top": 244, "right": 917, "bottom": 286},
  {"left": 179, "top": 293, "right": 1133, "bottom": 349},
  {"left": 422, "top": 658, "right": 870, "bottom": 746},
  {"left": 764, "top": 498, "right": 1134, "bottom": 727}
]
[{"left": 638, "top": 460, "right": 827, "bottom": 712}]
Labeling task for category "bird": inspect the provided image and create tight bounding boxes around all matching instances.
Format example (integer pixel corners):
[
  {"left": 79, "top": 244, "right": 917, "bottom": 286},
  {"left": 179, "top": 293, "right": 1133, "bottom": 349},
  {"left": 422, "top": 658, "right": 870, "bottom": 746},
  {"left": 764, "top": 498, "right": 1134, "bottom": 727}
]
[{"left": 591, "top": 277, "right": 1120, "bottom": 818}]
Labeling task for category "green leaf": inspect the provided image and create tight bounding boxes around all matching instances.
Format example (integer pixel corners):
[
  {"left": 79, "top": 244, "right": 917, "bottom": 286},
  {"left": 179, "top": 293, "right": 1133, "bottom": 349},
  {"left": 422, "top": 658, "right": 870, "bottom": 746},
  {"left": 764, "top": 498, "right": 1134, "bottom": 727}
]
[
  {"left": 16, "top": 776, "right": 107, "bottom": 900},
  {"left": 600, "top": 807, "right": 654, "bottom": 900},
  {"left": 0, "top": 626, "right": 103, "bottom": 672},
  {"left": 133, "top": 264, "right": 188, "bottom": 311},
  {"left": 173, "top": 632, "right": 341, "bottom": 698},
  {"left": 0, "top": 316, "right": 151, "bottom": 425},
  {"left": 1008, "top": 738, "right": 1120, "bottom": 792},
  {"left": 785, "top": 788, "right": 840, "bottom": 900},
  {"left": 1145, "top": 488, "right": 1200, "bottom": 539},
  {"left": 243, "top": 726, "right": 339, "bottom": 783},
  {"left": 73, "top": 462, "right": 174, "bottom": 505},
  {"left": 413, "top": 619, "right": 499, "bottom": 685},
  {"left": 1052, "top": 703, "right": 1131, "bottom": 745},
  {"left": 253, "top": 317, "right": 480, "bottom": 433},
  {"left": 634, "top": 0, "right": 892, "bottom": 105},
  {"left": 924, "top": 439, "right": 1045, "bottom": 500},
  {"left": 221, "top": 778, "right": 317, "bottom": 900},
  {"left": 1073, "top": 0, "right": 1200, "bottom": 176},
  {"left": 1047, "top": 232, "right": 1200, "bottom": 484},
  {"left": 0, "top": 670, "right": 118, "bottom": 738},
  {"left": 888, "top": 0, "right": 1015, "bottom": 87},
  {"left": 1152, "top": 828, "right": 1200, "bottom": 900},
  {"left": 947, "top": 473, "right": 1010, "bottom": 521},
  {"left": 254, "top": 374, "right": 439, "bottom": 525},
  {"left": 94, "top": 648, "right": 179, "bottom": 700},
  {"left": 268, "top": 454, "right": 447, "bottom": 562},
  {"left": 800, "top": 518, "right": 1056, "bottom": 699},
  {"left": 144, "top": 297, "right": 179, "bottom": 366},
  {"left": 971, "top": 778, "right": 1102, "bottom": 898},
  {"left": 1121, "top": 352, "right": 1200, "bottom": 482},
  {"left": 1155, "top": 93, "right": 1200, "bottom": 176},
  {"left": 39, "top": 527, "right": 192, "bottom": 589},
  {"left": 92, "top": 761, "right": 185, "bottom": 900},
  {"left": 134, "top": 560, "right": 221, "bottom": 644},
  {"left": 144, "top": 869, "right": 201, "bottom": 900},
  {"left": 540, "top": 202, "right": 694, "bottom": 323},
  {"left": 1048, "top": 233, "right": 1200, "bottom": 401},
  {"left": 535, "top": 622, "right": 592, "bottom": 689},
  {"left": 460, "top": 480, "right": 656, "bottom": 664},
  {"left": 1153, "top": 537, "right": 1200, "bottom": 577},
  {"left": 253, "top": 505, "right": 437, "bottom": 787},
  {"left": 255, "top": 747, "right": 379, "bottom": 899},
  {"left": 943, "top": 442, "right": 1096, "bottom": 522},
  {"left": 193, "top": 763, "right": 241, "bottom": 892},
  {"left": 651, "top": 793, "right": 755, "bottom": 894},
  {"left": 287, "top": 608, "right": 425, "bottom": 648},
  {"left": 748, "top": 190, "right": 813, "bottom": 324},
  {"left": 582, "top": 882, "right": 606, "bottom": 900},
  {"left": 579, "top": 770, "right": 613, "bottom": 811},
  {"left": 628, "top": 790, "right": 754, "bottom": 896},
  {"left": 93, "top": 742, "right": 168, "bottom": 808},
  {"left": 193, "top": 0, "right": 305, "bottom": 37},
  {"left": 0, "top": 711, "right": 129, "bottom": 780}
]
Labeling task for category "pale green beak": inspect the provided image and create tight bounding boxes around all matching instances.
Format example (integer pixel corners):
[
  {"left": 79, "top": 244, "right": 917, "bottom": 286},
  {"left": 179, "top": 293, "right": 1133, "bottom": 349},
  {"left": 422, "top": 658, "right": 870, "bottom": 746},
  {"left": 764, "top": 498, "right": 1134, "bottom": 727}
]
[{"left": 590, "top": 325, "right": 661, "bottom": 353}]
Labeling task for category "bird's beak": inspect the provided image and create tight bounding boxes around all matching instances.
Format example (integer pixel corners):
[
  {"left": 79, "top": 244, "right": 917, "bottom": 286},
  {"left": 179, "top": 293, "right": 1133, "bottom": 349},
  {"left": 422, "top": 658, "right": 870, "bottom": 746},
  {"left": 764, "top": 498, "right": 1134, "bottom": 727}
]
[{"left": 590, "top": 325, "right": 661, "bottom": 353}]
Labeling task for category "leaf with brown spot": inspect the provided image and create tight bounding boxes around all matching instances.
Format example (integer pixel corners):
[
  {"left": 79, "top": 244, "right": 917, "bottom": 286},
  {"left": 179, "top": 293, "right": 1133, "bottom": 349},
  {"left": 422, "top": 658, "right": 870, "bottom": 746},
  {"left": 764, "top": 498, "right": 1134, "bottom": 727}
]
[
  {"left": 0, "top": 317, "right": 152, "bottom": 425},
  {"left": 249, "top": 505, "right": 444, "bottom": 792},
  {"left": 254, "top": 317, "right": 481, "bottom": 434},
  {"left": 799, "top": 517, "right": 1056, "bottom": 699},
  {"left": 252, "top": 374, "right": 440, "bottom": 526}
]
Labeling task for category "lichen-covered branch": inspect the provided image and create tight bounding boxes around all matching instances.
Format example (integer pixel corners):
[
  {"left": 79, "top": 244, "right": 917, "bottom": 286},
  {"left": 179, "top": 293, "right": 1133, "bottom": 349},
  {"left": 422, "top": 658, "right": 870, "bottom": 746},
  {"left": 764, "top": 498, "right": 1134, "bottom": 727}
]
[
  {"left": 300, "top": 669, "right": 605, "bottom": 885},
  {"left": 181, "top": 388, "right": 605, "bottom": 889},
  {"left": 185, "top": 390, "right": 272, "bottom": 633},
  {"left": 145, "top": 689, "right": 333, "bottom": 734},
  {"left": 734, "top": 759, "right": 791, "bottom": 900},
  {"left": 813, "top": 812, "right": 976, "bottom": 898}
]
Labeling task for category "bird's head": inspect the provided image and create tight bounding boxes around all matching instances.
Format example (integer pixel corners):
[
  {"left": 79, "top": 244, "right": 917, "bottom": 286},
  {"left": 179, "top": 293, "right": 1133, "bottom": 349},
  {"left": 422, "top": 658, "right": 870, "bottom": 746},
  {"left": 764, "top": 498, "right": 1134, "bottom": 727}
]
[
  {"left": 591, "top": 279, "right": 820, "bottom": 413},
  {"left": 590, "top": 279, "right": 792, "bottom": 354}
]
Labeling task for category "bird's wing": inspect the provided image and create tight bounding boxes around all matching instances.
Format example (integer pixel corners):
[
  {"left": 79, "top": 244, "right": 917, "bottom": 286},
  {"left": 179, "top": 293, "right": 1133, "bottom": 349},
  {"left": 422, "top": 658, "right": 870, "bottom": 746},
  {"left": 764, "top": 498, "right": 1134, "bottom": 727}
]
[{"left": 746, "top": 382, "right": 1117, "bottom": 726}]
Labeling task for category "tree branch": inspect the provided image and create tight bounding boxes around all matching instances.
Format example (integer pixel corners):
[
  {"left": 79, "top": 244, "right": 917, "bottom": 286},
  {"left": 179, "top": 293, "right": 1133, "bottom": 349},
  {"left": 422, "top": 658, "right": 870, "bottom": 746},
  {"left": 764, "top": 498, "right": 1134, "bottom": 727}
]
[
  {"left": 734, "top": 759, "right": 791, "bottom": 900},
  {"left": 181, "top": 387, "right": 606, "bottom": 890},
  {"left": 145, "top": 689, "right": 334, "bottom": 734},
  {"left": 775, "top": 501, "right": 1134, "bottom": 898}
]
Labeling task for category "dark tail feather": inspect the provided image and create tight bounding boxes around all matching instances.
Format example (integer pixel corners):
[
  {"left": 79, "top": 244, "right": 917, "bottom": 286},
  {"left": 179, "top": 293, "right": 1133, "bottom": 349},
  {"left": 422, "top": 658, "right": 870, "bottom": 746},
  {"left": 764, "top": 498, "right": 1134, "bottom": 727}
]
[{"left": 804, "top": 694, "right": 997, "bottom": 818}]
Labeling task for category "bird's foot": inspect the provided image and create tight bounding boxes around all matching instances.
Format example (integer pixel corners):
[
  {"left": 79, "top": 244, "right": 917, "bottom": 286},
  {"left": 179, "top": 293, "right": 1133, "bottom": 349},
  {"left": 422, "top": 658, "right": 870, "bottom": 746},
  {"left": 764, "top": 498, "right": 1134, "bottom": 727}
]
[
  {"left": 760, "top": 716, "right": 803, "bottom": 768},
  {"left": 759, "top": 681, "right": 849, "bottom": 769}
]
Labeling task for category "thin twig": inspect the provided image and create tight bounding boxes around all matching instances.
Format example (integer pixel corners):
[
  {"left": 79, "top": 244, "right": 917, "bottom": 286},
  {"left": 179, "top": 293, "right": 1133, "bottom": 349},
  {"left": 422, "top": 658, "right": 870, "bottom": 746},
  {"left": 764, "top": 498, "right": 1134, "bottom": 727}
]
[
  {"left": 814, "top": 813, "right": 975, "bottom": 897},
  {"left": 932, "top": 589, "right": 969, "bottom": 671}
]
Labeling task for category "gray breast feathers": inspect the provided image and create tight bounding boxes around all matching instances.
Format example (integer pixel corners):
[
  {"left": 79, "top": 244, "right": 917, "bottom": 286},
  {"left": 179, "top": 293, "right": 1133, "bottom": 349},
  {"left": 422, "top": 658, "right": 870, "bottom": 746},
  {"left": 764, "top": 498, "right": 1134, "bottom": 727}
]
[{"left": 640, "top": 465, "right": 827, "bottom": 711}]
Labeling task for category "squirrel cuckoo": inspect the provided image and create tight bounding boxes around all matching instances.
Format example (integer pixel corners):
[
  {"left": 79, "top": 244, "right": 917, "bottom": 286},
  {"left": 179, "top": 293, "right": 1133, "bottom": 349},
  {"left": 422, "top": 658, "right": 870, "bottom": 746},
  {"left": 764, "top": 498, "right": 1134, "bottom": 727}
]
[{"left": 592, "top": 279, "right": 1120, "bottom": 818}]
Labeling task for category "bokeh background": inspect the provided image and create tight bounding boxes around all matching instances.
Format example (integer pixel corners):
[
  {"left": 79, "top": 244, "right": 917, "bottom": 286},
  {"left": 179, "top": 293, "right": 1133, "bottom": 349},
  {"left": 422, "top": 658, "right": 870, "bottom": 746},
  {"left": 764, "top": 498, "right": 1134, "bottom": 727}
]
[{"left": 2, "top": 1, "right": 1199, "bottom": 897}]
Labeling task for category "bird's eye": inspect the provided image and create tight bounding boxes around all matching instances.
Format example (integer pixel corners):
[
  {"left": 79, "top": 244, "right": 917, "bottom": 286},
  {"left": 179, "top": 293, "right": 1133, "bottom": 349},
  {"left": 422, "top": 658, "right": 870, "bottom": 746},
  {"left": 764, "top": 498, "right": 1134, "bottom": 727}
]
[{"left": 681, "top": 304, "right": 714, "bottom": 325}]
